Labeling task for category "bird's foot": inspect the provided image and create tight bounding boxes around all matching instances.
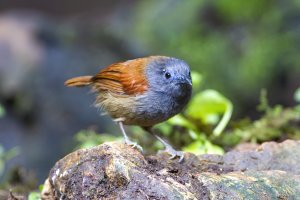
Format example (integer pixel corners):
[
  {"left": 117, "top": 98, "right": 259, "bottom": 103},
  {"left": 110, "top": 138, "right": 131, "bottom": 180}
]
[
  {"left": 159, "top": 146, "right": 185, "bottom": 163},
  {"left": 124, "top": 138, "right": 143, "bottom": 152}
]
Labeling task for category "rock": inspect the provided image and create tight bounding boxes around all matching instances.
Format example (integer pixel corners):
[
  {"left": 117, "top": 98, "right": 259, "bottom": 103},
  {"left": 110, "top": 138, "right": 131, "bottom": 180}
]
[{"left": 42, "top": 140, "right": 300, "bottom": 199}]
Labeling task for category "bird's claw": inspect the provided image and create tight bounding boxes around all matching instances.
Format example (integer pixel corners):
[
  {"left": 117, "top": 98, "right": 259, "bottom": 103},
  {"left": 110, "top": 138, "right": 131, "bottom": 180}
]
[
  {"left": 124, "top": 139, "right": 143, "bottom": 152},
  {"left": 159, "top": 147, "right": 185, "bottom": 163}
]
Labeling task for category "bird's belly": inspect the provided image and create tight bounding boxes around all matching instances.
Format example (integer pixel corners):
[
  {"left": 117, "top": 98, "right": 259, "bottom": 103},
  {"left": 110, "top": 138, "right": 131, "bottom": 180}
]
[
  {"left": 129, "top": 93, "right": 186, "bottom": 126},
  {"left": 95, "top": 92, "right": 137, "bottom": 123},
  {"left": 96, "top": 92, "right": 188, "bottom": 127}
]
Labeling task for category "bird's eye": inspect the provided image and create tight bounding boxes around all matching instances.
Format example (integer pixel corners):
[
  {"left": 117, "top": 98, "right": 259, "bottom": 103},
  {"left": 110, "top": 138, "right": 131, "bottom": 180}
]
[
  {"left": 165, "top": 72, "right": 171, "bottom": 79},
  {"left": 188, "top": 71, "right": 191, "bottom": 78}
]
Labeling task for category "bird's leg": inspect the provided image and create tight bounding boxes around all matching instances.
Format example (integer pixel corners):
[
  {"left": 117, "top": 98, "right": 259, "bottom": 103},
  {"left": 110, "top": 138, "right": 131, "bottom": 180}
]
[
  {"left": 143, "top": 127, "right": 184, "bottom": 162},
  {"left": 118, "top": 121, "right": 143, "bottom": 152}
]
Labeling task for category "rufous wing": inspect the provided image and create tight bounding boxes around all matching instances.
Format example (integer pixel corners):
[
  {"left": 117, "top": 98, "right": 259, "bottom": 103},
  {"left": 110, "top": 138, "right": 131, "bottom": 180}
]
[{"left": 91, "top": 58, "right": 149, "bottom": 95}]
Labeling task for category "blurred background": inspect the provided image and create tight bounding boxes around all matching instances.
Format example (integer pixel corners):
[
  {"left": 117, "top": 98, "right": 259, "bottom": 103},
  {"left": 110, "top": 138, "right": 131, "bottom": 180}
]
[{"left": 0, "top": 0, "right": 300, "bottom": 192}]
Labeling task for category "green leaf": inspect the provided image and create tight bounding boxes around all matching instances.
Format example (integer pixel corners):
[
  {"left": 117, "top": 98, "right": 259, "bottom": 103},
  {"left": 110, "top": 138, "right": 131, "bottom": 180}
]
[
  {"left": 39, "top": 184, "right": 44, "bottom": 192},
  {"left": 167, "top": 115, "right": 197, "bottom": 130},
  {"left": 183, "top": 138, "right": 224, "bottom": 155},
  {"left": 213, "top": 101, "right": 233, "bottom": 137},
  {"left": 188, "top": 129, "right": 198, "bottom": 140},
  {"left": 294, "top": 87, "right": 300, "bottom": 103},
  {"left": 191, "top": 71, "right": 203, "bottom": 91},
  {"left": 155, "top": 123, "right": 172, "bottom": 136},
  {"left": 186, "top": 89, "right": 233, "bottom": 136},
  {"left": 28, "top": 192, "right": 41, "bottom": 200}
]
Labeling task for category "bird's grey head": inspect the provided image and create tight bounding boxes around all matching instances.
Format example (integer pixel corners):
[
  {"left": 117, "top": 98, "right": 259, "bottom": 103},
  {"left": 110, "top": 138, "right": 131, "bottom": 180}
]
[{"left": 145, "top": 56, "right": 192, "bottom": 103}]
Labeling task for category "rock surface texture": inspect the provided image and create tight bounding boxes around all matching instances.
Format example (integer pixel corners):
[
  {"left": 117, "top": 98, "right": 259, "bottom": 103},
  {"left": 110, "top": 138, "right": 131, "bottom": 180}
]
[{"left": 42, "top": 140, "right": 300, "bottom": 200}]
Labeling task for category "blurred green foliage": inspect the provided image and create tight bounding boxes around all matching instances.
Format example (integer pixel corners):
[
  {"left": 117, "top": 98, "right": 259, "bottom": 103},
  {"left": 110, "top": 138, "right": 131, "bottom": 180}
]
[
  {"left": 28, "top": 185, "right": 43, "bottom": 200},
  {"left": 28, "top": 192, "right": 40, "bottom": 200},
  {"left": 186, "top": 90, "right": 232, "bottom": 137},
  {"left": 216, "top": 89, "right": 300, "bottom": 147},
  {"left": 74, "top": 129, "right": 121, "bottom": 149},
  {"left": 129, "top": 0, "right": 300, "bottom": 115}
]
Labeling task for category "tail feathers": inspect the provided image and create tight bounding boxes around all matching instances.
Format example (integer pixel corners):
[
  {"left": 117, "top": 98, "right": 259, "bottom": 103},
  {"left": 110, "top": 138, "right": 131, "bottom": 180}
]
[{"left": 65, "top": 76, "right": 93, "bottom": 87}]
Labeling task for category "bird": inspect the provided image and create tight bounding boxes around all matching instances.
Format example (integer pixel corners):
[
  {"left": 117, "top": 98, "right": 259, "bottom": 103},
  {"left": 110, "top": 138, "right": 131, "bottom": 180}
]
[{"left": 65, "top": 56, "right": 192, "bottom": 162}]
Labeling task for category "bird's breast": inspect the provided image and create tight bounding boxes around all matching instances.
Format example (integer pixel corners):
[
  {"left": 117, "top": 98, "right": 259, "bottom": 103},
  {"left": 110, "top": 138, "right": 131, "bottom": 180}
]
[
  {"left": 131, "top": 90, "right": 191, "bottom": 126},
  {"left": 95, "top": 89, "right": 191, "bottom": 127}
]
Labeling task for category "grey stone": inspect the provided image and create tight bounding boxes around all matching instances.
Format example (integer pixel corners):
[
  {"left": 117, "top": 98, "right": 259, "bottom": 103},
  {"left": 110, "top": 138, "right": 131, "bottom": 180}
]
[{"left": 42, "top": 140, "right": 300, "bottom": 200}]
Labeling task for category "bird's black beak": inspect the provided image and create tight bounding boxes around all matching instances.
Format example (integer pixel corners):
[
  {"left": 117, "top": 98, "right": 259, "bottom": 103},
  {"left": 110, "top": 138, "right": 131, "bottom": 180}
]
[
  {"left": 185, "top": 78, "right": 192, "bottom": 86},
  {"left": 177, "top": 77, "right": 192, "bottom": 87}
]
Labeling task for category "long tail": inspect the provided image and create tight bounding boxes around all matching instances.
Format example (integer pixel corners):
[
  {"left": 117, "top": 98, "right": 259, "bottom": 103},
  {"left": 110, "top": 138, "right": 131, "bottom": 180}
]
[{"left": 64, "top": 76, "right": 93, "bottom": 87}]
